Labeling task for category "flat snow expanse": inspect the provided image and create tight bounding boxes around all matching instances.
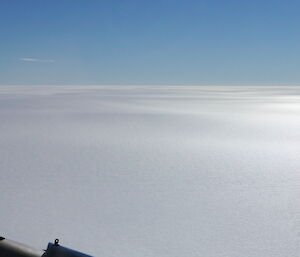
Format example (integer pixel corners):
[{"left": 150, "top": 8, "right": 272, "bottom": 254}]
[{"left": 0, "top": 86, "right": 299, "bottom": 257}]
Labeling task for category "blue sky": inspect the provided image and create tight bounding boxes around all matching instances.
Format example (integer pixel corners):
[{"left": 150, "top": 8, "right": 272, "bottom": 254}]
[{"left": 1, "top": 0, "right": 300, "bottom": 85}]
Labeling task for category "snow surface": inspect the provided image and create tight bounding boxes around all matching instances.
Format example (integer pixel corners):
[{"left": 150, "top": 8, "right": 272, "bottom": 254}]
[{"left": 0, "top": 86, "right": 299, "bottom": 257}]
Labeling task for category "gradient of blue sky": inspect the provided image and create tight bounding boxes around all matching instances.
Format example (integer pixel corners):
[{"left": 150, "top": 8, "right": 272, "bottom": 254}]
[{"left": 0, "top": 0, "right": 300, "bottom": 85}]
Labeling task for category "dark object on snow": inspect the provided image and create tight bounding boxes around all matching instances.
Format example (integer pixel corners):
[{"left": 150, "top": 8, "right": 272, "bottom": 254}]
[
  {"left": 0, "top": 237, "right": 93, "bottom": 257},
  {"left": 0, "top": 237, "right": 42, "bottom": 257},
  {"left": 42, "top": 240, "right": 93, "bottom": 257}
]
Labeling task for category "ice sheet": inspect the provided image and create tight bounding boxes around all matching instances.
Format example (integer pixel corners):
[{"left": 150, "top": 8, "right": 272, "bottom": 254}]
[{"left": 0, "top": 86, "right": 299, "bottom": 257}]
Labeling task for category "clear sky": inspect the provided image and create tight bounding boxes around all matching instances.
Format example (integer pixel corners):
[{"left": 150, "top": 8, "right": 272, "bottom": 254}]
[{"left": 1, "top": 0, "right": 300, "bottom": 85}]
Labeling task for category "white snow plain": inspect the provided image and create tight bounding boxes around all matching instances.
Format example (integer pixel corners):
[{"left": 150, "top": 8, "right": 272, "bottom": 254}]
[{"left": 0, "top": 85, "right": 299, "bottom": 257}]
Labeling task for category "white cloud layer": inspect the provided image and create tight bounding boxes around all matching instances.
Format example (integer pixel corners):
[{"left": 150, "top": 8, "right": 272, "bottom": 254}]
[{"left": 19, "top": 57, "right": 54, "bottom": 63}]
